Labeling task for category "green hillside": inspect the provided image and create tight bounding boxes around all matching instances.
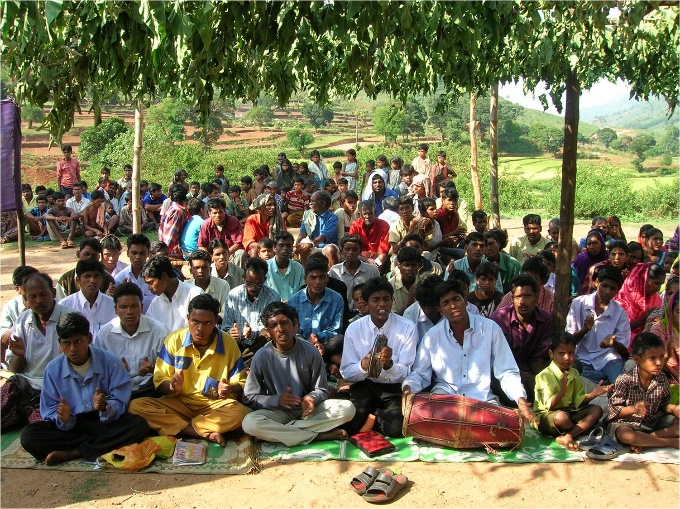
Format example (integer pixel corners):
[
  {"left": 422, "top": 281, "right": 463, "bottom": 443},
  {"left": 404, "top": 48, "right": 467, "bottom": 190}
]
[
  {"left": 518, "top": 107, "right": 599, "bottom": 137},
  {"left": 598, "top": 98, "right": 678, "bottom": 135}
]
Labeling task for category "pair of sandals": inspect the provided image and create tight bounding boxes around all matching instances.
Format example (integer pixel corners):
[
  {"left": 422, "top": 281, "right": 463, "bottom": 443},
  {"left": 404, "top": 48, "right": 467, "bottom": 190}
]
[
  {"left": 60, "top": 240, "right": 75, "bottom": 249},
  {"left": 350, "top": 466, "right": 408, "bottom": 503},
  {"left": 579, "top": 427, "right": 626, "bottom": 460}
]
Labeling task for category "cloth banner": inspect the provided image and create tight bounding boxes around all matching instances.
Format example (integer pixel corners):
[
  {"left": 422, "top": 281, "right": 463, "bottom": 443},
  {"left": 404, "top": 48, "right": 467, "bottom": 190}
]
[{"left": 1, "top": 99, "right": 22, "bottom": 212}]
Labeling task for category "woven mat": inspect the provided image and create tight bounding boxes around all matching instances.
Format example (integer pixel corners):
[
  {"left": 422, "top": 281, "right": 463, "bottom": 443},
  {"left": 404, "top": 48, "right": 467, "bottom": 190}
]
[
  {"left": 1, "top": 429, "right": 258, "bottom": 475},
  {"left": 260, "top": 429, "right": 584, "bottom": 463}
]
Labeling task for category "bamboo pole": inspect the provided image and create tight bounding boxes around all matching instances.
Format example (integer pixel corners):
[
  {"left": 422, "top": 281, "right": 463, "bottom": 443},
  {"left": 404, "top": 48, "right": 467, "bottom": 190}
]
[
  {"left": 489, "top": 83, "right": 500, "bottom": 229},
  {"left": 469, "top": 95, "right": 483, "bottom": 210},
  {"left": 132, "top": 101, "right": 144, "bottom": 234}
]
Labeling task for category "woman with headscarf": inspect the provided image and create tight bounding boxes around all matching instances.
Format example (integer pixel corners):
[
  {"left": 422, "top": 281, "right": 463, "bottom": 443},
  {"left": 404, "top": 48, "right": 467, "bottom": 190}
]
[
  {"left": 243, "top": 193, "right": 285, "bottom": 257},
  {"left": 579, "top": 240, "right": 628, "bottom": 295},
  {"left": 650, "top": 290, "right": 679, "bottom": 383},
  {"left": 614, "top": 262, "right": 666, "bottom": 344},
  {"left": 606, "top": 215, "right": 627, "bottom": 244},
  {"left": 572, "top": 229, "right": 608, "bottom": 287},
  {"left": 410, "top": 174, "right": 433, "bottom": 218}
]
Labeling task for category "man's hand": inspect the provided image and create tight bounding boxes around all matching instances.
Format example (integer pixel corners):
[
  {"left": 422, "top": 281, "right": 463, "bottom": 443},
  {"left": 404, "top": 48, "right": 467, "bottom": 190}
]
[
  {"left": 590, "top": 380, "right": 612, "bottom": 398},
  {"left": 599, "top": 334, "right": 616, "bottom": 349},
  {"left": 1, "top": 330, "right": 12, "bottom": 347},
  {"left": 105, "top": 282, "right": 115, "bottom": 297},
  {"left": 633, "top": 401, "right": 648, "bottom": 419},
  {"left": 138, "top": 357, "right": 153, "bottom": 377},
  {"left": 360, "top": 351, "right": 373, "bottom": 372},
  {"left": 56, "top": 397, "right": 71, "bottom": 422},
  {"left": 8, "top": 335, "right": 26, "bottom": 357},
  {"left": 228, "top": 323, "right": 240, "bottom": 342},
  {"left": 517, "top": 397, "right": 537, "bottom": 426},
  {"left": 309, "top": 333, "right": 325, "bottom": 356},
  {"left": 402, "top": 386, "right": 412, "bottom": 415},
  {"left": 169, "top": 370, "right": 184, "bottom": 394},
  {"left": 278, "top": 386, "right": 302, "bottom": 410},
  {"left": 379, "top": 346, "right": 393, "bottom": 364},
  {"left": 301, "top": 396, "right": 315, "bottom": 418},
  {"left": 243, "top": 322, "right": 252, "bottom": 340},
  {"left": 584, "top": 314, "right": 595, "bottom": 332},
  {"left": 121, "top": 357, "right": 130, "bottom": 372},
  {"left": 93, "top": 387, "right": 108, "bottom": 412},
  {"left": 218, "top": 378, "right": 239, "bottom": 399}
]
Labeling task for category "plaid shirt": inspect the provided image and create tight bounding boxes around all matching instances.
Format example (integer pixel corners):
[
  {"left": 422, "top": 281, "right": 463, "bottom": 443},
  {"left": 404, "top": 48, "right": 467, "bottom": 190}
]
[
  {"left": 158, "top": 202, "right": 190, "bottom": 258},
  {"left": 607, "top": 366, "right": 671, "bottom": 425},
  {"left": 287, "top": 287, "right": 344, "bottom": 343}
]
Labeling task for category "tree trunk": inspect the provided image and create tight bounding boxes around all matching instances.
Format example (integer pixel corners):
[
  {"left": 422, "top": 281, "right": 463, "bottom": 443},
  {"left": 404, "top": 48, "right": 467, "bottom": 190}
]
[
  {"left": 94, "top": 103, "right": 102, "bottom": 127},
  {"left": 132, "top": 101, "right": 144, "bottom": 234},
  {"left": 489, "top": 83, "right": 500, "bottom": 229},
  {"left": 469, "top": 95, "right": 483, "bottom": 210},
  {"left": 554, "top": 71, "right": 580, "bottom": 331},
  {"left": 27, "top": 119, "right": 33, "bottom": 129}
]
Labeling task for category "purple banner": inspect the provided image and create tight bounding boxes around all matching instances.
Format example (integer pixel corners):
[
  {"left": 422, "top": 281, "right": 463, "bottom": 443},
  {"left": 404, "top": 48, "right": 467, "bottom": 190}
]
[{"left": 0, "top": 99, "right": 22, "bottom": 212}]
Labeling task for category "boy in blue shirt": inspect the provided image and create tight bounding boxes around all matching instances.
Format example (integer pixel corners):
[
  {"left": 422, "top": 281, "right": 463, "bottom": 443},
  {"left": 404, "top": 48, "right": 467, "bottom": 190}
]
[
  {"left": 28, "top": 195, "right": 50, "bottom": 241},
  {"left": 20, "top": 312, "right": 149, "bottom": 465}
]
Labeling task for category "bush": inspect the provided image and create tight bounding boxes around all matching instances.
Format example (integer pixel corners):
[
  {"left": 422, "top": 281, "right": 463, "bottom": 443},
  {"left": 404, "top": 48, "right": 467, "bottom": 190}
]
[
  {"left": 660, "top": 154, "right": 673, "bottom": 166},
  {"left": 631, "top": 158, "right": 644, "bottom": 173},
  {"left": 638, "top": 181, "right": 680, "bottom": 218},
  {"left": 79, "top": 116, "right": 130, "bottom": 161}
]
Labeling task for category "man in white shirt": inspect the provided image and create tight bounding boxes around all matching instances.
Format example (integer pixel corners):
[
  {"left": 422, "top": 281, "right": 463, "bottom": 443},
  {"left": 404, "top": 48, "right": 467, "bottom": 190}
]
[
  {"left": 566, "top": 266, "right": 630, "bottom": 385},
  {"left": 58, "top": 259, "right": 116, "bottom": 341},
  {"left": 64, "top": 182, "right": 90, "bottom": 216},
  {"left": 1, "top": 267, "right": 38, "bottom": 366},
  {"left": 114, "top": 234, "right": 155, "bottom": 313},
  {"left": 142, "top": 255, "right": 203, "bottom": 332},
  {"left": 402, "top": 274, "right": 444, "bottom": 347},
  {"left": 329, "top": 235, "right": 380, "bottom": 311},
  {"left": 402, "top": 279, "right": 536, "bottom": 424},
  {"left": 339, "top": 277, "right": 418, "bottom": 437},
  {"left": 186, "top": 250, "right": 230, "bottom": 320},
  {"left": 3, "top": 272, "right": 76, "bottom": 430},
  {"left": 96, "top": 283, "right": 169, "bottom": 397}
]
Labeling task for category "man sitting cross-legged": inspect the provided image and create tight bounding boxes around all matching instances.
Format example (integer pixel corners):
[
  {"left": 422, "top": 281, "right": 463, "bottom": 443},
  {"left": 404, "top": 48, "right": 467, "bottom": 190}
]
[
  {"left": 241, "top": 302, "right": 355, "bottom": 446},
  {"left": 338, "top": 277, "right": 418, "bottom": 437},
  {"left": 129, "top": 294, "right": 251, "bottom": 447},
  {"left": 20, "top": 312, "right": 149, "bottom": 465},
  {"left": 96, "top": 283, "right": 169, "bottom": 399},
  {"left": 402, "top": 280, "right": 536, "bottom": 424}
]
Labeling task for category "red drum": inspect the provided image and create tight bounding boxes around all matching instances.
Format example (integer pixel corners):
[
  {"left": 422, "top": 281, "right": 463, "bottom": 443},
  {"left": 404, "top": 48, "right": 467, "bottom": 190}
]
[{"left": 402, "top": 393, "right": 524, "bottom": 450}]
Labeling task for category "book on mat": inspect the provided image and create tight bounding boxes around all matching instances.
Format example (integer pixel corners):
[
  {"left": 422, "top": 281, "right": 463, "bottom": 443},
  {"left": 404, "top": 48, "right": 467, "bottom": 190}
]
[
  {"left": 172, "top": 440, "right": 207, "bottom": 466},
  {"left": 349, "top": 430, "right": 396, "bottom": 457}
]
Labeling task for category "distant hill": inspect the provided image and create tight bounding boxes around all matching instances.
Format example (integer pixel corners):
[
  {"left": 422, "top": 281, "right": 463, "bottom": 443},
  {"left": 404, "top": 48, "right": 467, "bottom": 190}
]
[
  {"left": 517, "top": 106, "right": 599, "bottom": 137},
  {"left": 594, "top": 98, "right": 678, "bottom": 135}
]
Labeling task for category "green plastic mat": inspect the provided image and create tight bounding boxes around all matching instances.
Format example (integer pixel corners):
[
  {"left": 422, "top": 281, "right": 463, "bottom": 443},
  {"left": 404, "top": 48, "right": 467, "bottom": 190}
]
[
  {"left": 1, "top": 428, "right": 258, "bottom": 475},
  {"left": 260, "top": 429, "right": 584, "bottom": 463}
]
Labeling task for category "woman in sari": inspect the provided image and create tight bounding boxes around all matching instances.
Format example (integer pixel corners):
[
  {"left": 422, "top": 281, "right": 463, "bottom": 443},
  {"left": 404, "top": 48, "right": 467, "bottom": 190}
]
[
  {"left": 614, "top": 262, "right": 666, "bottom": 344},
  {"left": 243, "top": 193, "right": 284, "bottom": 257},
  {"left": 580, "top": 240, "right": 628, "bottom": 295},
  {"left": 650, "top": 290, "right": 679, "bottom": 383},
  {"left": 643, "top": 227, "right": 664, "bottom": 265},
  {"left": 572, "top": 229, "right": 608, "bottom": 288}
]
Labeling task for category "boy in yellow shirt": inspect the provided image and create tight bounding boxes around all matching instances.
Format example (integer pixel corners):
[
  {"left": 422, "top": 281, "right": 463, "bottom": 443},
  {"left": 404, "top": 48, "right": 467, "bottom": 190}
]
[{"left": 534, "top": 332, "right": 611, "bottom": 450}]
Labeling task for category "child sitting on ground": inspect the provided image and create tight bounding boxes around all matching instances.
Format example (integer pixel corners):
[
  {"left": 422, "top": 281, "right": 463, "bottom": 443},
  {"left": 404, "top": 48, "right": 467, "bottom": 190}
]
[
  {"left": 226, "top": 185, "right": 249, "bottom": 223},
  {"left": 28, "top": 195, "right": 50, "bottom": 241},
  {"left": 284, "top": 177, "right": 310, "bottom": 228},
  {"left": 534, "top": 332, "right": 611, "bottom": 450},
  {"left": 607, "top": 332, "right": 680, "bottom": 453},
  {"left": 19, "top": 312, "right": 149, "bottom": 465},
  {"left": 257, "top": 237, "right": 275, "bottom": 261}
]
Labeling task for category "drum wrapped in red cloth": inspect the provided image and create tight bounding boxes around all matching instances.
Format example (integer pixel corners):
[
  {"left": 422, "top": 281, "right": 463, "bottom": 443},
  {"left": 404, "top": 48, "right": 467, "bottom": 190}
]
[{"left": 402, "top": 393, "right": 524, "bottom": 449}]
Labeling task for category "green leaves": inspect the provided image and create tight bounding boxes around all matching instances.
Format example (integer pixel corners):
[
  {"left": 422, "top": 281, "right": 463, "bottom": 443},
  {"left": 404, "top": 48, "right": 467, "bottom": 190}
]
[{"left": 45, "top": 0, "right": 63, "bottom": 26}]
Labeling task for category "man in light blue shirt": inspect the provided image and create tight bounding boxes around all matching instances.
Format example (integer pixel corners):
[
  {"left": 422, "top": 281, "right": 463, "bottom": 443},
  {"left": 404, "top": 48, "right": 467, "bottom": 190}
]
[
  {"left": 265, "top": 232, "right": 304, "bottom": 301},
  {"left": 20, "top": 312, "right": 149, "bottom": 465}
]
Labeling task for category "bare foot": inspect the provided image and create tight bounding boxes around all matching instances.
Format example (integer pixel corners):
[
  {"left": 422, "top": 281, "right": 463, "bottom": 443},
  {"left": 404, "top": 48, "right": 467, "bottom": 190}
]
[
  {"left": 630, "top": 445, "right": 642, "bottom": 454},
  {"left": 359, "top": 414, "right": 376, "bottom": 433},
  {"left": 556, "top": 434, "right": 578, "bottom": 451},
  {"left": 315, "top": 428, "right": 349, "bottom": 442},
  {"left": 45, "top": 449, "right": 80, "bottom": 465},
  {"left": 208, "top": 431, "right": 226, "bottom": 447},
  {"left": 329, "top": 363, "right": 340, "bottom": 377}
]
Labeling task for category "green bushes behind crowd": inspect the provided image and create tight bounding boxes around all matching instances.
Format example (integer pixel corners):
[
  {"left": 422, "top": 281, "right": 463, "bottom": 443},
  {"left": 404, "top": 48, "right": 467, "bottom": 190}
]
[{"left": 81, "top": 126, "right": 676, "bottom": 221}]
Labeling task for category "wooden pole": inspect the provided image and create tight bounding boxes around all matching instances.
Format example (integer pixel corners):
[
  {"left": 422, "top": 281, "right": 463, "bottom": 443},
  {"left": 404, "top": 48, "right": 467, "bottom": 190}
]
[
  {"left": 554, "top": 71, "right": 580, "bottom": 331},
  {"left": 489, "top": 83, "right": 500, "bottom": 229},
  {"left": 17, "top": 211, "right": 26, "bottom": 266},
  {"left": 469, "top": 94, "right": 483, "bottom": 210},
  {"left": 132, "top": 101, "right": 144, "bottom": 234}
]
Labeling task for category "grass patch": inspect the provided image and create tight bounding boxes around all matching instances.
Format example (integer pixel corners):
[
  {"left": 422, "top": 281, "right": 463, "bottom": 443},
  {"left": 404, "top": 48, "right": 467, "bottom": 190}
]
[{"left": 70, "top": 476, "right": 107, "bottom": 504}]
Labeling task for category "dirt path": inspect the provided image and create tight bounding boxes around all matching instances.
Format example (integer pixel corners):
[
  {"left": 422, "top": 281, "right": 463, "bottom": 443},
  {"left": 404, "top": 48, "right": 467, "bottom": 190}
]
[{"left": 1, "top": 218, "right": 678, "bottom": 508}]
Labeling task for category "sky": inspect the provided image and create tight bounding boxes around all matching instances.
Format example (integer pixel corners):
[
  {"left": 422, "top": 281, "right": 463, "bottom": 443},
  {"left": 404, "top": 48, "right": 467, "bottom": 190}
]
[{"left": 499, "top": 78, "right": 631, "bottom": 117}]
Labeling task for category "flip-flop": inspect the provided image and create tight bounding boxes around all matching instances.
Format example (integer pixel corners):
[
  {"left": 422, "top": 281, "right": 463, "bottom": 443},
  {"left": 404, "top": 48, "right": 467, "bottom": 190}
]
[
  {"left": 578, "top": 427, "right": 604, "bottom": 451},
  {"left": 60, "top": 241, "right": 69, "bottom": 249},
  {"left": 66, "top": 240, "right": 75, "bottom": 247},
  {"left": 363, "top": 469, "right": 408, "bottom": 503},
  {"left": 350, "top": 466, "right": 381, "bottom": 495},
  {"left": 586, "top": 434, "right": 626, "bottom": 460}
]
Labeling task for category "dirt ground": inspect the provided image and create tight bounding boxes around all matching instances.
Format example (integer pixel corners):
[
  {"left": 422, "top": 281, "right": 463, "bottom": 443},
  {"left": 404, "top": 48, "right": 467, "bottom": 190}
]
[{"left": 0, "top": 219, "right": 678, "bottom": 509}]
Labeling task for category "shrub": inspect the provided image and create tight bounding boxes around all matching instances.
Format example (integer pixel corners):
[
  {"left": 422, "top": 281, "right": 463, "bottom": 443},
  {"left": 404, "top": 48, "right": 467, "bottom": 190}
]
[
  {"left": 79, "top": 116, "right": 129, "bottom": 161},
  {"left": 638, "top": 181, "right": 679, "bottom": 218}
]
